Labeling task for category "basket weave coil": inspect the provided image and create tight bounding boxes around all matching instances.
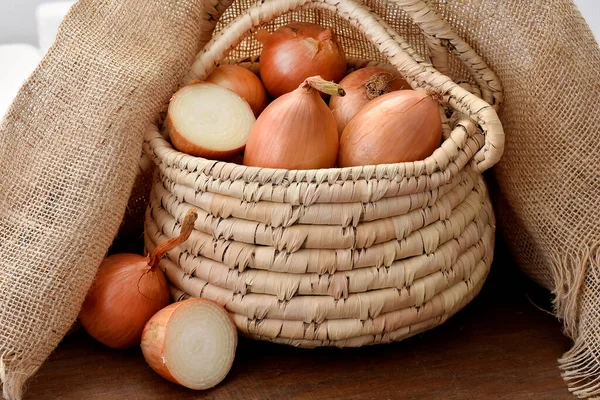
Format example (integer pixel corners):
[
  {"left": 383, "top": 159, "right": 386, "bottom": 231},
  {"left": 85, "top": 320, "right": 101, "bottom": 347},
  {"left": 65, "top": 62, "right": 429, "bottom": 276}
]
[{"left": 144, "top": 0, "right": 504, "bottom": 347}]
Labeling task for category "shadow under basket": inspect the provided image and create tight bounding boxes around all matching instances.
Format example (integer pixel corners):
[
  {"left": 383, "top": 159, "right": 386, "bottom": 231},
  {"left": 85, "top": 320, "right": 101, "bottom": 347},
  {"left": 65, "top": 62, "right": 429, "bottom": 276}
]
[{"left": 143, "top": 0, "right": 504, "bottom": 348}]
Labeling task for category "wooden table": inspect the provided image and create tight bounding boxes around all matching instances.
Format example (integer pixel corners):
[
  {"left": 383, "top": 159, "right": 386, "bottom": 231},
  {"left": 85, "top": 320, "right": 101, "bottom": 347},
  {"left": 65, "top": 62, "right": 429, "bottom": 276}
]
[{"left": 26, "top": 248, "right": 573, "bottom": 400}]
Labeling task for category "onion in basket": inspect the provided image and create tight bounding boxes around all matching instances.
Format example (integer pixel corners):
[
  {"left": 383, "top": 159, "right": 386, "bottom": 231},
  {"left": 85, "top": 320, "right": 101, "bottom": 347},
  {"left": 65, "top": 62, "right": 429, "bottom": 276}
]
[
  {"left": 243, "top": 76, "right": 344, "bottom": 170},
  {"left": 141, "top": 298, "right": 238, "bottom": 390},
  {"left": 329, "top": 66, "right": 411, "bottom": 136},
  {"left": 338, "top": 90, "right": 442, "bottom": 167},
  {"left": 206, "top": 65, "right": 268, "bottom": 117},
  {"left": 256, "top": 22, "right": 347, "bottom": 98},
  {"left": 79, "top": 210, "right": 198, "bottom": 349},
  {"left": 166, "top": 81, "right": 255, "bottom": 159}
]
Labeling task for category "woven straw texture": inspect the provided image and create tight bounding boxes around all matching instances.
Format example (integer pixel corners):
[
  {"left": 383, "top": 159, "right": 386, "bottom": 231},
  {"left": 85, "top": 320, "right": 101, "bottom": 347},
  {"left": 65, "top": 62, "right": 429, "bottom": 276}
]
[
  {"left": 144, "top": 0, "right": 503, "bottom": 350},
  {"left": 0, "top": 1, "right": 225, "bottom": 399}
]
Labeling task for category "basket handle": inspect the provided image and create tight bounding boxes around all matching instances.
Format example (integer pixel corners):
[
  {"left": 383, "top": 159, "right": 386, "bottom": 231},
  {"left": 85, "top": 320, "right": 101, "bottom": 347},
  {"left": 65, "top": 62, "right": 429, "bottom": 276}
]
[
  {"left": 391, "top": 0, "right": 503, "bottom": 110},
  {"left": 183, "top": 0, "right": 504, "bottom": 172}
]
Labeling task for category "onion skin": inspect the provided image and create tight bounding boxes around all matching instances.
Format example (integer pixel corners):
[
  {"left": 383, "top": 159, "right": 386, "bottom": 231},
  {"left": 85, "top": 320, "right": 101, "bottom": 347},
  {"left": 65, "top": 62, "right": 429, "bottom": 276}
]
[
  {"left": 79, "top": 210, "right": 198, "bottom": 350},
  {"left": 141, "top": 298, "right": 238, "bottom": 390},
  {"left": 338, "top": 90, "right": 442, "bottom": 167},
  {"left": 206, "top": 65, "right": 268, "bottom": 117},
  {"left": 79, "top": 254, "right": 169, "bottom": 349},
  {"left": 243, "top": 76, "right": 343, "bottom": 170},
  {"left": 330, "top": 67, "right": 411, "bottom": 136},
  {"left": 140, "top": 302, "right": 180, "bottom": 384},
  {"left": 257, "top": 22, "right": 347, "bottom": 98}
]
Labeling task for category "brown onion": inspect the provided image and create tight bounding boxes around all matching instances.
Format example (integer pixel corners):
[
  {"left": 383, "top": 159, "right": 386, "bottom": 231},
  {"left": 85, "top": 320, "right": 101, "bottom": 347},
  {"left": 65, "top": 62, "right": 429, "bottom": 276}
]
[
  {"left": 141, "top": 298, "right": 237, "bottom": 390},
  {"left": 329, "top": 66, "right": 411, "bottom": 136},
  {"left": 243, "top": 76, "right": 344, "bottom": 170},
  {"left": 257, "top": 22, "right": 346, "bottom": 98},
  {"left": 206, "top": 65, "right": 268, "bottom": 117},
  {"left": 79, "top": 210, "right": 198, "bottom": 349},
  {"left": 338, "top": 90, "right": 442, "bottom": 167},
  {"left": 166, "top": 81, "right": 255, "bottom": 160}
]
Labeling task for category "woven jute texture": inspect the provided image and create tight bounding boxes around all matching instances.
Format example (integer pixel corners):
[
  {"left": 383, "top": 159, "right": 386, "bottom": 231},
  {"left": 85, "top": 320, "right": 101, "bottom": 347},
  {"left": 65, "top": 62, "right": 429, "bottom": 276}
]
[
  {"left": 0, "top": 0, "right": 224, "bottom": 398},
  {"left": 144, "top": 0, "right": 503, "bottom": 354}
]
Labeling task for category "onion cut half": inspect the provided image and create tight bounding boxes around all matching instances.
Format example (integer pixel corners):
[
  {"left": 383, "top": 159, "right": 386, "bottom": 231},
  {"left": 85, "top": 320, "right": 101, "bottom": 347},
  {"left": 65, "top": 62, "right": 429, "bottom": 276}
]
[
  {"left": 141, "top": 298, "right": 238, "bottom": 390},
  {"left": 166, "top": 82, "right": 255, "bottom": 159}
]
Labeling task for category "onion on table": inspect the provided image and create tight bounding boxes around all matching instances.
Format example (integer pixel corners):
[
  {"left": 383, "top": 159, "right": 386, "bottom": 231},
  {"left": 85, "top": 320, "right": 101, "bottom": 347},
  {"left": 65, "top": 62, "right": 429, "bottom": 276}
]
[
  {"left": 243, "top": 76, "right": 345, "bottom": 170},
  {"left": 329, "top": 66, "right": 411, "bottom": 135},
  {"left": 338, "top": 90, "right": 442, "bottom": 167},
  {"left": 166, "top": 81, "right": 255, "bottom": 159},
  {"left": 79, "top": 210, "right": 198, "bottom": 349},
  {"left": 141, "top": 298, "right": 238, "bottom": 390},
  {"left": 206, "top": 65, "right": 268, "bottom": 117},
  {"left": 256, "top": 22, "right": 347, "bottom": 98}
]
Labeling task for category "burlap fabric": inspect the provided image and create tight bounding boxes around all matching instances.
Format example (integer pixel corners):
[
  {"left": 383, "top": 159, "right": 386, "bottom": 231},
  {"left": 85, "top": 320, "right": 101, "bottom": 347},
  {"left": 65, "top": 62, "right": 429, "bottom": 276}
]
[{"left": 0, "top": 0, "right": 227, "bottom": 399}]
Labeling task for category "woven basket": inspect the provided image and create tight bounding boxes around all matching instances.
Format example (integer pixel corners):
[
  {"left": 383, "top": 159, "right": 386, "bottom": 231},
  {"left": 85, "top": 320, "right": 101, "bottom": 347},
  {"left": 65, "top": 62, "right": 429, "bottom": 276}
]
[{"left": 143, "top": 0, "right": 504, "bottom": 347}]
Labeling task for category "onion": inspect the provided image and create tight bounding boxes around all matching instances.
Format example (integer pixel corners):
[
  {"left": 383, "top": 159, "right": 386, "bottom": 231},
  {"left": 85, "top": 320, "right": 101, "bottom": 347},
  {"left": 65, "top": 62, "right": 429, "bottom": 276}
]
[
  {"left": 166, "top": 81, "right": 255, "bottom": 159},
  {"left": 79, "top": 210, "right": 199, "bottom": 349},
  {"left": 141, "top": 298, "right": 238, "bottom": 390},
  {"left": 257, "top": 22, "right": 347, "bottom": 98},
  {"left": 206, "top": 65, "right": 268, "bottom": 117},
  {"left": 243, "top": 76, "right": 344, "bottom": 170},
  {"left": 329, "top": 66, "right": 411, "bottom": 135},
  {"left": 338, "top": 90, "right": 442, "bottom": 167}
]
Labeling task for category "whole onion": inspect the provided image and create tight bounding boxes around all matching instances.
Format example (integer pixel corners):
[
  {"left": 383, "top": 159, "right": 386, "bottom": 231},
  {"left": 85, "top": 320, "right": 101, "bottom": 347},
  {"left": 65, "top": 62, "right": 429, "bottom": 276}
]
[
  {"left": 330, "top": 66, "right": 411, "bottom": 135},
  {"left": 338, "top": 90, "right": 442, "bottom": 167},
  {"left": 243, "top": 76, "right": 344, "bottom": 170},
  {"left": 257, "top": 22, "right": 347, "bottom": 98}
]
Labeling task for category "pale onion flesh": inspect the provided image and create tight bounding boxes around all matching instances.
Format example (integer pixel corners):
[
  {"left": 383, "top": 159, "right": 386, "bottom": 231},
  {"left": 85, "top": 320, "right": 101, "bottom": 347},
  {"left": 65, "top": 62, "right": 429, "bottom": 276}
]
[
  {"left": 338, "top": 90, "right": 442, "bottom": 167},
  {"left": 330, "top": 66, "right": 411, "bottom": 136},
  {"left": 206, "top": 65, "right": 268, "bottom": 117},
  {"left": 166, "top": 82, "right": 255, "bottom": 159},
  {"left": 141, "top": 298, "right": 238, "bottom": 390}
]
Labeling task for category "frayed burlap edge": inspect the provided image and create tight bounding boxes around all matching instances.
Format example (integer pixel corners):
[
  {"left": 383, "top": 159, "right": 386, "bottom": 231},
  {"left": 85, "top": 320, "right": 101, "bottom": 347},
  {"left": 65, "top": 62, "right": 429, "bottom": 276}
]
[{"left": 553, "top": 244, "right": 600, "bottom": 398}]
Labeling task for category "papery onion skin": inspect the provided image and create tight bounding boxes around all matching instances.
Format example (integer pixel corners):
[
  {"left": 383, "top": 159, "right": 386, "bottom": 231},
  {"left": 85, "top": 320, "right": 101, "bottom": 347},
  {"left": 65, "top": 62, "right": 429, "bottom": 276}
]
[
  {"left": 257, "top": 22, "right": 347, "bottom": 98},
  {"left": 79, "top": 210, "right": 198, "bottom": 350},
  {"left": 166, "top": 81, "right": 255, "bottom": 160},
  {"left": 206, "top": 65, "right": 269, "bottom": 117},
  {"left": 338, "top": 90, "right": 442, "bottom": 167},
  {"left": 79, "top": 254, "right": 169, "bottom": 349},
  {"left": 141, "top": 298, "right": 238, "bottom": 390},
  {"left": 140, "top": 302, "right": 180, "bottom": 385},
  {"left": 330, "top": 66, "right": 411, "bottom": 136},
  {"left": 243, "top": 76, "right": 343, "bottom": 170}
]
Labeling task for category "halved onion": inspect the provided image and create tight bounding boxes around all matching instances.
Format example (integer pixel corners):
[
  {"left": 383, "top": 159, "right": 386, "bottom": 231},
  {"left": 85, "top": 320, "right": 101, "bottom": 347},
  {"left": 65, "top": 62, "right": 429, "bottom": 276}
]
[
  {"left": 141, "top": 298, "right": 238, "bottom": 390},
  {"left": 166, "top": 81, "right": 255, "bottom": 159}
]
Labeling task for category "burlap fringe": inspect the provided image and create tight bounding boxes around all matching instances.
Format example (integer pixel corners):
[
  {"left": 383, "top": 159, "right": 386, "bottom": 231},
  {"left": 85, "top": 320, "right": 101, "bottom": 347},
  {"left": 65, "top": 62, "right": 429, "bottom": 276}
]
[
  {"left": 0, "top": 353, "right": 37, "bottom": 400},
  {"left": 551, "top": 243, "right": 600, "bottom": 398}
]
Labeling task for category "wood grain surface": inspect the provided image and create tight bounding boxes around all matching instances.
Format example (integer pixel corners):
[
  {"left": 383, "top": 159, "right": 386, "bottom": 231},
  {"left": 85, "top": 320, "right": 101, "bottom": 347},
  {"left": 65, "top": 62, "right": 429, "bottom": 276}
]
[{"left": 25, "top": 242, "right": 573, "bottom": 400}]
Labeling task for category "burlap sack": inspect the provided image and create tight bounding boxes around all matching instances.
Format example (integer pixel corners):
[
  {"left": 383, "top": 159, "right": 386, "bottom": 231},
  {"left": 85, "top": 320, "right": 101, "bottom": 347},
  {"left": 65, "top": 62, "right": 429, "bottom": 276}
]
[{"left": 0, "top": 0, "right": 227, "bottom": 399}]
